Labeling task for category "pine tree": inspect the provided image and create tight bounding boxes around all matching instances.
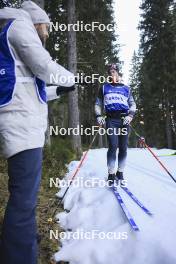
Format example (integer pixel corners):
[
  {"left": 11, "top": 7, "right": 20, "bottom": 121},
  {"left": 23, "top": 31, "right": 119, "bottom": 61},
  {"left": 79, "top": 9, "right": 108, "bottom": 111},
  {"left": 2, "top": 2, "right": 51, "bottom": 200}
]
[
  {"left": 0, "top": 0, "right": 22, "bottom": 7},
  {"left": 0, "top": 1, "right": 4, "bottom": 8},
  {"left": 67, "top": 0, "right": 82, "bottom": 157},
  {"left": 136, "top": 0, "right": 176, "bottom": 148},
  {"left": 129, "top": 51, "right": 144, "bottom": 147},
  {"left": 45, "top": 0, "right": 120, "bottom": 147}
]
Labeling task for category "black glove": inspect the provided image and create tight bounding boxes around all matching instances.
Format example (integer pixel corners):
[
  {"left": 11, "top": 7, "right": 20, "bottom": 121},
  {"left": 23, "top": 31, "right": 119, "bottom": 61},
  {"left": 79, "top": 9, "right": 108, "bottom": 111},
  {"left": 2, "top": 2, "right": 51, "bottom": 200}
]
[{"left": 56, "top": 85, "right": 75, "bottom": 95}]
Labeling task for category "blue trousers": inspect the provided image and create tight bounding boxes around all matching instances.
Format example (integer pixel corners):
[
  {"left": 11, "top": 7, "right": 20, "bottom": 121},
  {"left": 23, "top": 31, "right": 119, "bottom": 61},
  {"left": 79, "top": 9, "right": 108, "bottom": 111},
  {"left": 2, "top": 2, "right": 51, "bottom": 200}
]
[
  {"left": 106, "top": 118, "right": 129, "bottom": 173},
  {"left": 0, "top": 148, "right": 43, "bottom": 264}
]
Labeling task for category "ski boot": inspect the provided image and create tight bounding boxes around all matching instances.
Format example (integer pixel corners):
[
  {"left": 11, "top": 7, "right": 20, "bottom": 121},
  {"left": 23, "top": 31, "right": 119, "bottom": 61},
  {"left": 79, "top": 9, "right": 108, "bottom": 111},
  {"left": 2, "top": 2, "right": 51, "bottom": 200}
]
[
  {"left": 107, "top": 173, "right": 116, "bottom": 186},
  {"left": 115, "top": 171, "right": 125, "bottom": 186}
]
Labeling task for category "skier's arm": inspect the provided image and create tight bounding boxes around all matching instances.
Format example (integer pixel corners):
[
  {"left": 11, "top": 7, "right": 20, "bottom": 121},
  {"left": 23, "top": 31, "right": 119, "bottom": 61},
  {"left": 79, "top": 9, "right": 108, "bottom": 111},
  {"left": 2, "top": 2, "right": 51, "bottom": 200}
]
[
  {"left": 128, "top": 88, "right": 136, "bottom": 117},
  {"left": 95, "top": 86, "right": 104, "bottom": 117},
  {"left": 9, "top": 20, "right": 75, "bottom": 89},
  {"left": 46, "top": 85, "right": 75, "bottom": 101}
]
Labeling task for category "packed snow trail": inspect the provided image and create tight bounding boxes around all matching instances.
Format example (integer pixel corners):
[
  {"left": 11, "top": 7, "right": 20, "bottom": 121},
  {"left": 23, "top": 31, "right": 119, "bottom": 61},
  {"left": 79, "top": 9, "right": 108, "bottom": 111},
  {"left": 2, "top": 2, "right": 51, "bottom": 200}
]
[
  {"left": 54, "top": 148, "right": 176, "bottom": 264},
  {"left": 120, "top": 186, "right": 153, "bottom": 215}
]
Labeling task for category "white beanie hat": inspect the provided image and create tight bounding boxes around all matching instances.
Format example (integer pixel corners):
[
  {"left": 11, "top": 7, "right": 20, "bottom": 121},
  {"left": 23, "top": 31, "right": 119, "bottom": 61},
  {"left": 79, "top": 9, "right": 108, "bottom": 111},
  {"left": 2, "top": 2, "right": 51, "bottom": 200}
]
[{"left": 21, "top": 0, "right": 50, "bottom": 24}]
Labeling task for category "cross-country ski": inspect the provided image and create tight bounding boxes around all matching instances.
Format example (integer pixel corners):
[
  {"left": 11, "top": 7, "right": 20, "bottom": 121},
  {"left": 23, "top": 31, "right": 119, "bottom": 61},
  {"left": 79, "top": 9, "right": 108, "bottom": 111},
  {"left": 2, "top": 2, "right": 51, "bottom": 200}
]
[
  {"left": 120, "top": 186, "right": 153, "bottom": 215},
  {"left": 110, "top": 185, "right": 139, "bottom": 231}
]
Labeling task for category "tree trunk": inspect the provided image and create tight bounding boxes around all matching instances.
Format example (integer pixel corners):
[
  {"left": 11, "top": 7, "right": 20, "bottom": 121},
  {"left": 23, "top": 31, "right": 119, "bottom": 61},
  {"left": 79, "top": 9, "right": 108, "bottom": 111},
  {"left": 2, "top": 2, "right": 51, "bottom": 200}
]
[
  {"left": 98, "top": 135, "right": 103, "bottom": 148},
  {"left": 166, "top": 107, "right": 173, "bottom": 149},
  {"left": 67, "top": 0, "right": 82, "bottom": 158}
]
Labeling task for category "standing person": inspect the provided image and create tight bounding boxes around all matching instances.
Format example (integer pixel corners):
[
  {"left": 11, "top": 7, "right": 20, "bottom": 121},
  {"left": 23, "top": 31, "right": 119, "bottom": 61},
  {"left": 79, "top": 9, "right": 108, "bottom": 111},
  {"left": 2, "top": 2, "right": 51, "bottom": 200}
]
[
  {"left": 95, "top": 64, "right": 136, "bottom": 184},
  {"left": 0, "top": 1, "right": 75, "bottom": 264}
]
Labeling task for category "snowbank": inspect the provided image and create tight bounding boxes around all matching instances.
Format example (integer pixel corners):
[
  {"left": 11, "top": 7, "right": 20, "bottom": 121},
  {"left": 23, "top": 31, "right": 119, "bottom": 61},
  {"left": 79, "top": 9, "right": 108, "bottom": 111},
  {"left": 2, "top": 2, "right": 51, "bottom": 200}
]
[{"left": 53, "top": 148, "right": 176, "bottom": 264}]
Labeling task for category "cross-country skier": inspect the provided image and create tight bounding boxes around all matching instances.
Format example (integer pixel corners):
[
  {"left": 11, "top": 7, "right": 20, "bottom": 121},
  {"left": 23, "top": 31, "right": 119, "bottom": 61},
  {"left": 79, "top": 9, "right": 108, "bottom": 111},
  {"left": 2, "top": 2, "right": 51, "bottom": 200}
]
[
  {"left": 0, "top": 1, "right": 75, "bottom": 264},
  {"left": 95, "top": 64, "right": 136, "bottom": 184}
]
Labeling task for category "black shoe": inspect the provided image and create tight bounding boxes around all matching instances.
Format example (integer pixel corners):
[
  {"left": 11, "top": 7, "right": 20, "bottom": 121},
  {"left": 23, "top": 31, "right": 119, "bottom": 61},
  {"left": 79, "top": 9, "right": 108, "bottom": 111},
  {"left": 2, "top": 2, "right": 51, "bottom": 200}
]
[
  {"left": 107, "top": 173, "right": 115, "bottom": 185},
  {"left": 116, "top": 171, "right": 124, "bottom": 181},
  {"left": 115, "top": 171, "right": 125, "bottom": 186}
]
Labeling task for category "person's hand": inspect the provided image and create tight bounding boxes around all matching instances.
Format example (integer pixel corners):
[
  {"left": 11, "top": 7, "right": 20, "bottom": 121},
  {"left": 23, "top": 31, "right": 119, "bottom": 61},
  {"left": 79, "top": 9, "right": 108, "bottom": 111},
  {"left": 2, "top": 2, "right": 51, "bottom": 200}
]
[
  {"left": 96, "top": 116, "right": 105, "bottom": 126},
  {"left": 56, "top": 85, "right": 75, "bottom": 95},
  {"left": 123, "top": 115, "right": 133, "bottom": 125}
]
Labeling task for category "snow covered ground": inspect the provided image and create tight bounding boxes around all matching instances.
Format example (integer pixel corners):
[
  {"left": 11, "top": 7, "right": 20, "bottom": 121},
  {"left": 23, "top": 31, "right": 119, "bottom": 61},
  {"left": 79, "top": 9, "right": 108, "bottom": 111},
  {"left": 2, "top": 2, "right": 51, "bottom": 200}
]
[{"left": 53, "top": 148, "right": 176, "bottom": 264}]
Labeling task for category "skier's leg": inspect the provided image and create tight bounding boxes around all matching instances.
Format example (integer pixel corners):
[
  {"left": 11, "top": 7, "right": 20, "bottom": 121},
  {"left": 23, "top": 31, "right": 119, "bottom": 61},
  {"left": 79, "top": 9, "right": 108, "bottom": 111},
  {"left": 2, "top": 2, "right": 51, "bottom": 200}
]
[
  {"left": 118, "top": 125, "right": 129, "bottom": 173},
  {"left": 0, "top": 148, "right": 42, "bottom": 264},
  {"left": 106, "top": 118, "right": 118, "bottom": 174}
]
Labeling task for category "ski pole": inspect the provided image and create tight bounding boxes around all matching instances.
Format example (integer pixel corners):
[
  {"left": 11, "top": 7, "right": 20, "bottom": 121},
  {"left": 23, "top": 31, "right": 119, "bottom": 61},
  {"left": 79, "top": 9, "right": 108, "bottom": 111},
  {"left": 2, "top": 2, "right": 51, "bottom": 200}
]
[
  {"left": 130, "top": 125, "right": 176, "bottom": 184},
  {"left": 49, "top": 118, "right": 105, "bottom": 221}
]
